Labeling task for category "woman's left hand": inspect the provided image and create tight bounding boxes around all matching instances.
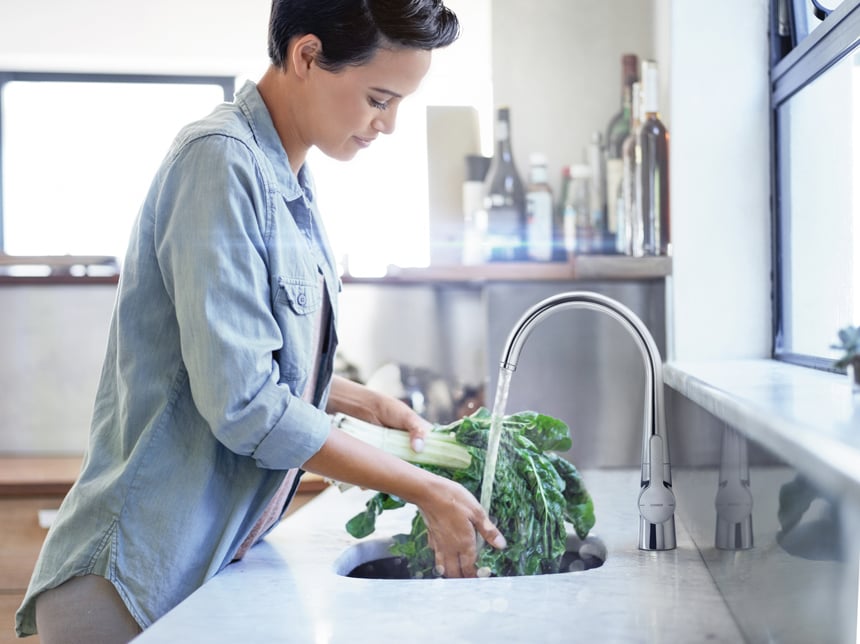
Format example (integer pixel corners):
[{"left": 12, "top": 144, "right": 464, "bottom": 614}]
[{"left": 327, "top": 375, "right": 431, "bottom": 453}]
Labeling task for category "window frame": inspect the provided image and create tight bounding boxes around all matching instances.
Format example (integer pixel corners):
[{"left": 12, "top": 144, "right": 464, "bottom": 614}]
[
  {"left": 0, "top": 71, "right": 235, "bottom": 251},
  {"left": 769, "top": 0, "right": 860, "bottom": 371}
]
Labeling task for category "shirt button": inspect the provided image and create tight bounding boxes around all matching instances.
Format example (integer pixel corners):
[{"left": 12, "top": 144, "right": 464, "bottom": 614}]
[{"left": 297, "top": 293, "right": 307, "bottom": 307}]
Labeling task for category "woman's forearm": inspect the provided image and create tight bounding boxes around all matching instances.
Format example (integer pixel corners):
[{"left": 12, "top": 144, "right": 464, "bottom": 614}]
[
  {"left": 326, "top": 375, "right": 384, "bottom": 422},
  {"left": 302, "top": 425, "right": 431, "bottom": 504}
]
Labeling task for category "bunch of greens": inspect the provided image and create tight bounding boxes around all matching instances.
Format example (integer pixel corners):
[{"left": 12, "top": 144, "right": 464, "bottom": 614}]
[{"left": 343, "top": 408, "right": 595, "bottom": 578}]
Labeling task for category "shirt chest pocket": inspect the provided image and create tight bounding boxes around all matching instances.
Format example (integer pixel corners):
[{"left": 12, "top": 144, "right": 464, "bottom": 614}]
[
  {"left": 276, "top": 276, "right": 322, "bottom": 314},
  {"left": 273, "top": 276, "right": 323, "bottom": 389}
]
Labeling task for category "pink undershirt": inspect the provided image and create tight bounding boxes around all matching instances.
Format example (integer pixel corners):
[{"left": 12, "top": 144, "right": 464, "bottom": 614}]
[{"left": 233, "top": 276, "right": 330, "bottom": 560}]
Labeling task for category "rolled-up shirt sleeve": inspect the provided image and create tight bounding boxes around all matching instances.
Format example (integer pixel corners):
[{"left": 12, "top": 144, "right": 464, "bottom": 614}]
[{"left": 153, "top": 133, "right": 330, "bottom": 469}]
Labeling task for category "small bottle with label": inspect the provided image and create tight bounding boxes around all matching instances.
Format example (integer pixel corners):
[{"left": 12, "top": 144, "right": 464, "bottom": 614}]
[
  {"left": 566, "top": 164, "right": 593, "bottom": 255},
  {"left": 525, "top": 153, "right": 554, "bottom": 262}
]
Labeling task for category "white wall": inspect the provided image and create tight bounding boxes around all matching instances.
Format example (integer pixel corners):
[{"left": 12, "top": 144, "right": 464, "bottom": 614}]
[
  {"left": 491, "top": 0, "right": 657, "bottom": 196},
  {"left": 665, "top": 0, "right": 772, "bottom": 360}
]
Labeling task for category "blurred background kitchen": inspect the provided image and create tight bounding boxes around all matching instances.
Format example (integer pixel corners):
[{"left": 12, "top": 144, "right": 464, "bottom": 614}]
[
  {"left": 0, "top": 0, "right": 771, "bottom": 457},
  {"left": 2, "top": 0, "right": 858, "bottom": 642}
]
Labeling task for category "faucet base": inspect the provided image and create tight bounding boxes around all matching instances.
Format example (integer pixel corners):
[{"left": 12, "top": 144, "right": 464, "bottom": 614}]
[{"left": 639, "top": 516, "right": 677, "bottom": 551}]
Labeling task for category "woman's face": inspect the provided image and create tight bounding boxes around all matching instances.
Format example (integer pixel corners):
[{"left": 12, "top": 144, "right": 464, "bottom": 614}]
[{"left": 305, "top": 46, "right": 431, "bottom": 161}]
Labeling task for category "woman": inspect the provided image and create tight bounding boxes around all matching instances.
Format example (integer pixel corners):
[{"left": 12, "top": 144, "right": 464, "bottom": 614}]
[{"left": 16, "top": 1, "right": 506, "bottom": 641}]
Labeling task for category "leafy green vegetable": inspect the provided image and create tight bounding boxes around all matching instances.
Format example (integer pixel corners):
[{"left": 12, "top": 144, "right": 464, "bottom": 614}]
[{"left": 344, "top": 408, "right": 595, "bottom": 578}]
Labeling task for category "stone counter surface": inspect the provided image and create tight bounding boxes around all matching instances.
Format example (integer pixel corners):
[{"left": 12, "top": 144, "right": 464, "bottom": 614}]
[{"left": 134, "top": 470, "right": 743, "bottom": 643}]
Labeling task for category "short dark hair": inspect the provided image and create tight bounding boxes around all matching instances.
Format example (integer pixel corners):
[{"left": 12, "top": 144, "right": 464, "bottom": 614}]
[{"left": 267, "top": 0, "right": 460, "bottom": 71}]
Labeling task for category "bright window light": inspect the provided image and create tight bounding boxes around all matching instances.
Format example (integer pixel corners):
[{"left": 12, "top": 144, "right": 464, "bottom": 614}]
[{"left": 2, "top": 80, "right": 226, "bottom": 261}]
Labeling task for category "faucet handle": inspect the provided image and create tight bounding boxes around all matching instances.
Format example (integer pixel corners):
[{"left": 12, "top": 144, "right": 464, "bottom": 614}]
[{"left": 638, "top": 435, "right": 677, "bottom": 550}]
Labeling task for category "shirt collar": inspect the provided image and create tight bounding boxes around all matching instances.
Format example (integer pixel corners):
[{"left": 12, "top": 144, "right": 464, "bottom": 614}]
[{"left": 234, "top": 80, "right": 305, "bottom": 202}]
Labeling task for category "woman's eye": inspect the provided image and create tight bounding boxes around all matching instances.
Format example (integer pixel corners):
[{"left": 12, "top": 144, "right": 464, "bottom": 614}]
[{"left": 368, "top": 97, "right": 389, "bottom": 111}]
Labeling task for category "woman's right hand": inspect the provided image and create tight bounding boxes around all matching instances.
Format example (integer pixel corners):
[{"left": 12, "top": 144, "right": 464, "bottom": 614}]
[
  {"left": 414, "top": 474, "right": 506, "bottom": 578},
  {"left": 303, "top": 426, "right": 505, "bottom": 578}
]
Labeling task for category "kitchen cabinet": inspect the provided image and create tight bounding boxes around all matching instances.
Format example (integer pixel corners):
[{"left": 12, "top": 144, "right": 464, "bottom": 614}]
[
  {"left": 0, "top": 457, "right": 326, "bottom": 643},
  {"left": 0, "top": 457, "right": 80, "bottom": 644}
]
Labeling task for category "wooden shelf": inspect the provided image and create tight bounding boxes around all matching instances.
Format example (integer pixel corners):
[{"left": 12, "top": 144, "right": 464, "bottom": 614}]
[{"left": 342, "top": 255, "right": 672, "bottom": 285}]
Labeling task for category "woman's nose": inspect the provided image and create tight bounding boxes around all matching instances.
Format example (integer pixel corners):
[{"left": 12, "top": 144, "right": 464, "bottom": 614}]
[{"left": 372, "top": 108, "right": 397, "bottom": 135}]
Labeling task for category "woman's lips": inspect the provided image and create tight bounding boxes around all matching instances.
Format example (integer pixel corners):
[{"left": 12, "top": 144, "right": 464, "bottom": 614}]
[{"left": 353, "top": 135, "right": 375, "bottom": 149}]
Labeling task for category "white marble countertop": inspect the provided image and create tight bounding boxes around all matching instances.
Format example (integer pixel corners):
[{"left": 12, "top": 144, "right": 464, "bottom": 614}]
[
  {"left": 134, "top": 470, "right": 743, "bottom": 643},
  {"left": 664, "top": 359, "right": 860, "bottom": 504}
]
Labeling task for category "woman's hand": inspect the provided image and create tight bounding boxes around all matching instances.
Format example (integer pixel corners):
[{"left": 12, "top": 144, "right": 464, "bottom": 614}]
[
  {"left": 327, "top": 375, "right": 430, "bottom": 453},
  {"left": 320, "top": 376, "right": 506, "bottom": 577},
  {"left": 415, "top": 475, "right": 507, "bottom": 578}
]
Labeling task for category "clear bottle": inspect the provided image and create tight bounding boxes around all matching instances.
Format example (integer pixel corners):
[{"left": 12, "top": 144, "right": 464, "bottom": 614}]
[
  {"left": 637, "top": 60, "right": 671, "bottom": 255},
  {"left": 483, "top": 107, "right": 527, "bottom": 261},
  {"left": 587, "top": 131, "right": 608, "bottom": 253},
  {"left": 605, "top": 54, "right": 640, "bottom": 159},
  {"left": 604, "top": 56, "right": 637, "bottom": 252},
  {"left": 556, "top": 166, "right": 573, "bottom": 261},
  {"left": 618, "top": 81, "right": 643, "bottom": 256},
  {"left": 567, "top": 163, "right": 593, "bottom": 255},
  {"left": 525, "top": 153, "right": 554, "bottom": 262}
]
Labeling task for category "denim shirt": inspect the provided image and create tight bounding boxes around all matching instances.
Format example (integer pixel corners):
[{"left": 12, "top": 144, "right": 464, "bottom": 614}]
[{"left": 17, "top": 80, "right": 340, "bottom": 634}]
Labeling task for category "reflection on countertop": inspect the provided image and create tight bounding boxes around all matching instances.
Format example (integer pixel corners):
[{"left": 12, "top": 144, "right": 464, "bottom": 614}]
[{"left": 665, "top": 360, "right": 859, "bottom": 643}]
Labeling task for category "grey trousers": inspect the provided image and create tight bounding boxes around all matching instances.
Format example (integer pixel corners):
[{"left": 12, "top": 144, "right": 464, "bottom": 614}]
[{"left": 35, "top": 574, "right": 142, "bottom": 644}]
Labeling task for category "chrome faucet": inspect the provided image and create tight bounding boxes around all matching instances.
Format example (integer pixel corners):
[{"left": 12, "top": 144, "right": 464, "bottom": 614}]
[{"left": 499, "top": 291, "right": 677, "bottom": 550}]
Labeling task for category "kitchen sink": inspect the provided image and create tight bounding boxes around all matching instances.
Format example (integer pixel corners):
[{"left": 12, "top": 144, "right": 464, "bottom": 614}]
[{"left": 334, "top": 533, "right": 606, "bottom": 579}]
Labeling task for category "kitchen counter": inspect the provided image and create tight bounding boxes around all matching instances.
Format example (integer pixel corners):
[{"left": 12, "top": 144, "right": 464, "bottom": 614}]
[
  {"left": 664, "top": 360, "right": 860, "bottom": 505},
  {"left": 134, "top": 470, "right": 743, "bottom": 643}
]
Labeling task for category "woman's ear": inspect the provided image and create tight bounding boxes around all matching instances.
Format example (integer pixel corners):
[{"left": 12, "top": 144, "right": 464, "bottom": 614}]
[{"left": 289, "top": 34, "right": 323, "bottom": 80}]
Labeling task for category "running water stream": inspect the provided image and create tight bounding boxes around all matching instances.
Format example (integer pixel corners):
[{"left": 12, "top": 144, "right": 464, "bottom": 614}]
[{"left": 478, "top": 366, "right": 514, "bottom": 515}]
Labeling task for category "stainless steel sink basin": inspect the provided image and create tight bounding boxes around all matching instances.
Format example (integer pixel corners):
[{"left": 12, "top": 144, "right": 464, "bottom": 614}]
[{"left": 333, "top": 533, "right": 607, "bottom": 579}]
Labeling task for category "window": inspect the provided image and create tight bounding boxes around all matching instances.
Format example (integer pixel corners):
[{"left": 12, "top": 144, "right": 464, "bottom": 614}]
[
  {"left": 0, "top": 72, "right": 233, "bottom": 264},
  {"left": 770, "top": 0, "right": 860, "bottom": 370}
]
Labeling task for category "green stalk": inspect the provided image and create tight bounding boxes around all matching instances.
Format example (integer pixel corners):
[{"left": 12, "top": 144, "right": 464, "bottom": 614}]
[{"left": 332, "top": 413, "right": 472, "bottom": 470}]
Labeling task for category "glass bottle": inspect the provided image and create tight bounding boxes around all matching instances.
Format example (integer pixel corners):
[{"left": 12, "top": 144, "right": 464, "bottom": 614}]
[
  {"left": 605, "top": 54, "right": 640, "bottom": 159},
  {"left": 637, "top": 60, "right": 671, "bottom": 255},
  {"left": 618, "top": 81, "right": 643, "bottom": 256},
  {"left": 587, "top": 131, "right": 608, "bottom": 253},
  {"left": 568, "top": 163, "right": 593, "bottom": 255},
  {"left": 605, "top": 55, "right": 638, "bottom": 250},
  {"left": 483, "top": 107, "right": 527, "bottom": 261},
  {"left": 556, "top": 166, "right": 573, "bottom": 261},
  {"left": 525, "top": 153, "right": 554, "bottom": 262}
]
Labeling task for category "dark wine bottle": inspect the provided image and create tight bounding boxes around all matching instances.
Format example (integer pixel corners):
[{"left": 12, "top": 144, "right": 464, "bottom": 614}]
[
  {"left": 637, "top": 60, "right": 671, "bottom": 256},
  {"left": 483, "top": 107, "right": 527, "bottom": 261}
]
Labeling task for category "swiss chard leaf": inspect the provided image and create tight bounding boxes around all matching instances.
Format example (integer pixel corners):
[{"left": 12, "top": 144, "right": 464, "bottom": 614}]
[
  {"left": 344, "top": 408, "right": 594, "bottom": 578},
  {"left": 345, "top": 493, "right": 407, "bottom": 539}
]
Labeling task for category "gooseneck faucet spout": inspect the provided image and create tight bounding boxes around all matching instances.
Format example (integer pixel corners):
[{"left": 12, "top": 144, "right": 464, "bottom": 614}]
[{"left": 500, "top": 291, "right": 676, "bottom": 551}]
